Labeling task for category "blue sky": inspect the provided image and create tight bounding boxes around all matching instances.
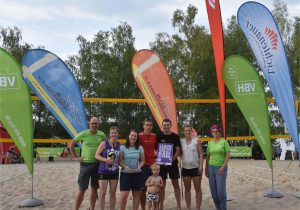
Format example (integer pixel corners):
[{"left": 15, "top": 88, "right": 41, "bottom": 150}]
[{"left": 0, "top": 0, "right": 299, "bottom": 60}]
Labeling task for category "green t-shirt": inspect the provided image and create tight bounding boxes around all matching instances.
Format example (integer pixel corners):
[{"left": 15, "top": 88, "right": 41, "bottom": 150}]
[
  {"left": 207, "top": 138, "right": 230, "bottom": 166},
  {"left": 74, "top": 129, "right": 106, "bottom": 163}
]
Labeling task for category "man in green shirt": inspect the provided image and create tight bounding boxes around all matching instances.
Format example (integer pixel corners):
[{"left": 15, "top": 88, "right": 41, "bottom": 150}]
[{"left": 69, "top": 117, "right": 106, "bottom": 210}]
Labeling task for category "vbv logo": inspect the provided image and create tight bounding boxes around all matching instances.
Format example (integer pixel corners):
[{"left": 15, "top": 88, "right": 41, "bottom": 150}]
[
  {"left": 265, "top": 27, "right": 278, "bottom": 50},
  {"left": 0, "top": 74, "right": 20, "bottom": 90},
  {"left": 235, "top": 80, "right": 258, "bottom": 95}
]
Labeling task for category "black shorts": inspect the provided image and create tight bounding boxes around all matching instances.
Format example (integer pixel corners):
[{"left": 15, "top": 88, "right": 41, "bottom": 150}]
[
  {"left": 141, "top": 165, "right": 153, "bottom": 190},
  {"left": 78, "top": 162, "right": 99, "bottom": 190},
  {"left": 120, "top": 172, "right": 144, "bottom": 191},
  {"left": 159, "top": 162, "right": 180, "bottom": 179},
  {"left": 181, "top": 168, "right": 201, "bottom": 177},
  {"left": 99, "top": 173, "right": 119, "bottom": 180}
]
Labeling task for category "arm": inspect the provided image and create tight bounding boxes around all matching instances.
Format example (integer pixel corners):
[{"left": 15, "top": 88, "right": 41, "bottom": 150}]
[
  {"left": 218, "top": 152, "right": 230, "bottom": 175},
  {"left": 173, "top": 135, "right": 182, "bottom": 162},
  {"left": 68, "top": 140, "right": 80, "bottom": 160},
  {"left": 159, "top": 177, "right": 164, "bottom": 187},
  {"left": 95, "top": 142, "right": 112, "bottom": 164},
  {"left": 137, "top": 151, "right": 145, "bottom": 171},
  {"left": 197, "top": 140, "right": 204, "bottom": 175},
  {"left": 205, "top": 154, "right": 210, "bottom": 178},
  {"left": 173, "top": 146, "right": 181, "bottom": 162},
  {"left": 118, "top": 151, "right": 130, "bottom": 172},
  {"left": 145, "top": 177, "right": 153, "bottom": 187}
]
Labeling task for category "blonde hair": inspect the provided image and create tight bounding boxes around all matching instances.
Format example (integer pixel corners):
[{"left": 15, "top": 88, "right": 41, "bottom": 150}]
[
  {"left": 150, "top": 163, "right": 160, "bottom": 171},
  {"left": 182, "top": 124, "right": 193, "bottom": 130}
]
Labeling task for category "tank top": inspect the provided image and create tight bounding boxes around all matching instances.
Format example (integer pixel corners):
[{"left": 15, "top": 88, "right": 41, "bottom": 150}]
[
  {"left": 181, "top": 138, "right": 199, "bottom": 169},
  {"left": 98, "top": 140, "right": 120, "bottom": 174}
]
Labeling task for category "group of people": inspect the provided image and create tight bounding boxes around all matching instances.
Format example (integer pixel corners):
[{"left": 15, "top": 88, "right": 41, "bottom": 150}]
[{"left": 68, "top": 117, "right": 230, "bottom": 210}]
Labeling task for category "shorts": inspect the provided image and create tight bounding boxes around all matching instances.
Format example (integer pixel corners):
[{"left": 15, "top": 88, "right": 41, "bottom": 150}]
[
  {"left": 99, "top": 173, "right": 119, "bottom": 180},
  {"left": 141, "top": 165, "right": 153, "bottom": 190},
  {"left": 146, "top": 192, "right": 160, "bottom": 202},
  {"left": 159, "top": 162, "right": 180, "bottom": 179},
  {"left": 181, "top": 168, "right": 201, "bottom": 177},
  {"left": 78, "top": 162, "right": 99, "bottom": 190},
  {"left": 120, "top": 172, "right": 144, "bottom": 191}
]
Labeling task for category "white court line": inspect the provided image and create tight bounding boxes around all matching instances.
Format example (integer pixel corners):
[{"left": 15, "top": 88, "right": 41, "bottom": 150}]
[
  {"left": 247, "top": 165, "right": 300, "bottom": 176},
  {"left": 229, "top": 171, "right": 271, "bottom": 182}
]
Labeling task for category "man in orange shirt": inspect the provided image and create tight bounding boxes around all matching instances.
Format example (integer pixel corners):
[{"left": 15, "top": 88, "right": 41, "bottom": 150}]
[{"left": 139, "top": 118, "right": 157, "bottom": 210}]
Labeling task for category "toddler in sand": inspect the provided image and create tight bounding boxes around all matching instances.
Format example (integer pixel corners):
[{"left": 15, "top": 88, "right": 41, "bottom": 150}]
[{"left": 145, "top": 163, "right": 163, "bottom": 210}]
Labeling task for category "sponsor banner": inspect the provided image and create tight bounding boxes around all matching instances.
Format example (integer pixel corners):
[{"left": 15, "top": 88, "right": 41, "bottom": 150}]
[
  {"left": 0, "top": 48, "right": 33, "bottom": 174},
  {"left": 237, "top": 2, "right": 299, "bottom": 153},
  {"left": 21, "top": 49, "right": 87, "bottom": 138},
  {"left": 230, "top": 146, "right": 252, "bottom": 158},
  {"left": 36, "top": 147, "right": 80, "bottom": 158},
  {"left": 222, "top": 55, "right": 272, "bottom": 168},
  {"left": 132, "top": 49, "right": 178, "bottom": 134},
  {"left": 156, "top": 143, "right": 173, "bottom": 165},
  {"left": 205, "top": 0, "right": 226, "bottom": 137}
]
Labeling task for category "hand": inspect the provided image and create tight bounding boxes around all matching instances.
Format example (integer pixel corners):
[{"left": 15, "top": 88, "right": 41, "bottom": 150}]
[
  {"left": 124, "top": 166, "right": 130, "bottom": 172},
  {"left": 205, "top": 169, "right": 209, "bottom": 178},
  {"left": 105, "top": 158, "right": 113, "bottom": 165},
  {"left": 73, "top": 156, "right": 82, "bottom": 161},
  {"left": 218, "top": 166, "right": 225, "bottom": 176},
  {"left": 198, "top": 167, "right": 203, "bottom": 176}
]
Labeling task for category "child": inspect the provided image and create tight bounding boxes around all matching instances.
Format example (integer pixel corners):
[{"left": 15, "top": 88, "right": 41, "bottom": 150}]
[{"left": 145, "top": 163, "right": 163, "bottom": 210}]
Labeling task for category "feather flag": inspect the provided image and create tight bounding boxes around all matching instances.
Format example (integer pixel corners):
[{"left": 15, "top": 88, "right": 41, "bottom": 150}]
[
  {"left": 205, "top": 0, "right": 226, "bottom": 137},
  {"left": 132, "top": 49, "right": 178, "bottom": 134},
  {"left": 0, "top": 48, "right": 33, "bottom": 174},
  {"left": 21, "top": 49, "right": 87, "bottom": 138},
  {"left": 237, "top": 2, "right": 299, "bottom": 153},
  {"left": 223, "top": 55, "right": 272, "bottom": 168}
]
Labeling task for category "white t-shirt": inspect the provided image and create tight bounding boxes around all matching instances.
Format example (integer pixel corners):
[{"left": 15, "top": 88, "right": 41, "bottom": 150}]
[{"left": 181, "top": 138, "right": 199, "bottom": 169}]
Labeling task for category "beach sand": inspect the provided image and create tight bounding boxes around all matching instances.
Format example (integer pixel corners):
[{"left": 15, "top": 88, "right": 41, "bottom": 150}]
[{"left": 0, "top": 159, "right": 299, "bottom": 210}]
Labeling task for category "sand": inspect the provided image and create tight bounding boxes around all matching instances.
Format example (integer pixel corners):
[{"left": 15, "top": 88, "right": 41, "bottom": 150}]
[{"left": 0, "top": 159, "right": 299, "bottom": 210}]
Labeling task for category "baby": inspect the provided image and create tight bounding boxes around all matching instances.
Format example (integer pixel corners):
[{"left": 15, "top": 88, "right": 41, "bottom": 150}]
[{"left": 145, "top": 163, "right": 163, "bottom": 210}]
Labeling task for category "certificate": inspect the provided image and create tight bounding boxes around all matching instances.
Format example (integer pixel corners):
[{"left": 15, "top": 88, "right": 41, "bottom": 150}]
[
  {"left": 128, "top": 158, "right": 138, "bottom": 170},
  {"left": 156, "top": 143, "right": 173, "bottom": 165}
]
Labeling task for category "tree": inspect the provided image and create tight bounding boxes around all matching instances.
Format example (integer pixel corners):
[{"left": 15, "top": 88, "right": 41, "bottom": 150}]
[
  {"left": 67, "top": 22, "right": 155, "bottom": 137},
  {"left": 0, "top": 26, "right": 32, "bottom": 63}
]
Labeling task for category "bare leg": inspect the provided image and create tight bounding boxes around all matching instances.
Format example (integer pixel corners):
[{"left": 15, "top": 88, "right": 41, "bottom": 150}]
[
  {"left": 159, "top": 179, "right": 167, "bottom": 210},
  {"left": 154, "top": 201, "right": 159, "bottom": 210},
  {"left": 141, "top": 190, "right": 147, "bottom": 210},
  {"left": 74, "top": 189, "right": 86, "bottom": 210},
  {"left": 183, "top": 177, "right": 192, "bottom": 209},
  {"left": 120, "top": 191, "right": 130, "bottom": 210},
  {"left": 132, "top": 190, "right": 141, "bottom": 210},
  {"left": 109, "top": 179, "right": 118, "bottom": 210},
  {"left": 192, "top": 176, "right": 202, "bottom": 210},
  {"left": 146, "top": 201, "right": 152, "bottom": 210},
  {"left": 171, "top": 179, "right": 181, "bottom": 210},
  {"left": 90, "top": 187, "right": 98, "bottom": 210},
  {"left": 99, "top": 180, "right": 109, "bottom": 210}
]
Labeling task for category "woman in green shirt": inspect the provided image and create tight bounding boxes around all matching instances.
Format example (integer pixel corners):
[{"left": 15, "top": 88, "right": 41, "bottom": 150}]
[{"left": 205, "top": 124, "right": 230, "bottom": 210}]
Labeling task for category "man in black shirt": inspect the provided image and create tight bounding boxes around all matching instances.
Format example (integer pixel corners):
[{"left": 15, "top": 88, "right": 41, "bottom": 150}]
[{"left": 157, "top": 119, "right": 181, "bottom": 210}]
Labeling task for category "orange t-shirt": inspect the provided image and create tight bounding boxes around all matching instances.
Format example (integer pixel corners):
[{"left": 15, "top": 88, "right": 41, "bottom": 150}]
[{"left": 139, "top": 132, "right": 157, "bottom": 165}]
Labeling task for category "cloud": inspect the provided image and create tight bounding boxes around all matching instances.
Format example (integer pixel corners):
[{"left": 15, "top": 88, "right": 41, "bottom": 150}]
[{"left": 0, "top": 0, "right": 298, "bottom": 61}]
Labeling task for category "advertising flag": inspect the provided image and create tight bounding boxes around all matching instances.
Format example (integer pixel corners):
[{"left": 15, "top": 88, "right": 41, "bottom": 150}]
[
  {"left": 0, "top": 48, "right": 33, "bottom": 174},
  {"left": 21, "top": 49, "right": 87, "bottom": 138},
  {"left": 132, "top": 49, "right": 178, "bottom": 134},
  {"left": 205, "top": 0, "right": 226, "bottom": 137},
  {"left": 222, "top": 55, "right": 272, "bottom": 168},
  {"left": 237, "top": 2, "right": 299, "bottom": 153}
]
